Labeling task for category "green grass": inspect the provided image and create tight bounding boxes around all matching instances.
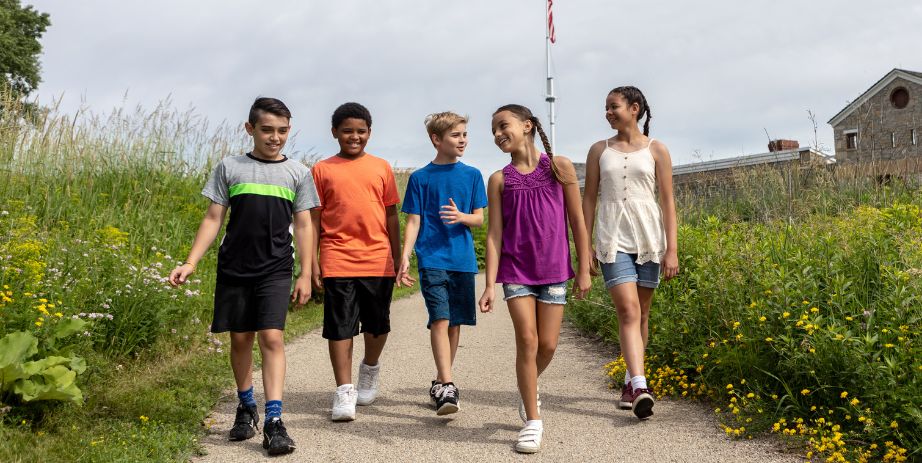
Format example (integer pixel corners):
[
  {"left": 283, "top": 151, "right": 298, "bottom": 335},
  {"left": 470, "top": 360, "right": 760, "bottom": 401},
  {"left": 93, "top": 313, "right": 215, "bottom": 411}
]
[
  {"left": 0, "top": 92, "right": 419, "bottom": 462},
  {"left": 567, "top": 164, "right": 921, "bottom": 462}
]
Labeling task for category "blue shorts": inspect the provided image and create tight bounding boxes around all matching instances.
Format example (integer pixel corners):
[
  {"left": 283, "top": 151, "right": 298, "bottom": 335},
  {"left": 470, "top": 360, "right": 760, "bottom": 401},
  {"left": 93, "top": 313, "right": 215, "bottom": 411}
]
[
  {"left": 419, "top": 269, "right": 477, "bottom": 329},
  {"left": 601, "top": 252, "right": 661, "bottom": 289},
  {"left": 501, "top": 281, "right": 568, "bottom": 305}
]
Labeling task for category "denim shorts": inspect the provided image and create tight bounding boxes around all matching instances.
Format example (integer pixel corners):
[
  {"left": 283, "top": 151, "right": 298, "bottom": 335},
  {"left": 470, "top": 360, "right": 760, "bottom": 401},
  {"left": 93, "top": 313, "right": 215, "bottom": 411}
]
[
  {"left": 601, "top": 252, "right": 660, "bottom": 289},
  {"left": 419, "top": 269, "right": 477, "bottom": 329},
  {"left": 501, "top": 281, "right": 568, "bottom": 305}
]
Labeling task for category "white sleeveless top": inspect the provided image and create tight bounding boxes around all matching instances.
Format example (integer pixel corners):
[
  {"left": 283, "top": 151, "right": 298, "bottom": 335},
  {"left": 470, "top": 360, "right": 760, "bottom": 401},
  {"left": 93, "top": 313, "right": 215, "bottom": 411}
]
[{"left": 594, "top": 138, "right": 666, "bottom": 264}]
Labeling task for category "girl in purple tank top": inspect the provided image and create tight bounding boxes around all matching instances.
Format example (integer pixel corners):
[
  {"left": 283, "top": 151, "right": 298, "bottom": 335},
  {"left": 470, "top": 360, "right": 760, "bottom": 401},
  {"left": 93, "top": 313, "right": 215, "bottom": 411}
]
[{"left": 477, "top": 104, "right": 592, "bottom": 454}]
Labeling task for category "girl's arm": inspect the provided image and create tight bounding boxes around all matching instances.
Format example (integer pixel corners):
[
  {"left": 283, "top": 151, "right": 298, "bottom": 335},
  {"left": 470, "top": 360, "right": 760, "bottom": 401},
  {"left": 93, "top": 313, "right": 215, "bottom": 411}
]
[
  {"left": 651, "top": 141, "right": 679, "bottom": 280},
  {"left": 169, "top": 202, "right": 227, "bottom": 286},
  {"left": 553, "top": 156, "right": 592, "bottom": 300},
  {"left": 397, "top": 213, "right": 421, "bottom": 287},
  {"left": 478, "top": 171, "right": 504, "bottom": 313},
  {"left": 581, "top": 141, "right": 605, "bottom": 275},
  {"left": 291, "top": 209, "right": 313, "bottom": 305}
]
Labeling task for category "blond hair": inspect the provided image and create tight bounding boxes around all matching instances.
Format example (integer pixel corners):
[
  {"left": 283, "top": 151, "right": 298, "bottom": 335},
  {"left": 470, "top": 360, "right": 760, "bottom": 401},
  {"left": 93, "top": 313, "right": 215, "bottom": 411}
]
[{"left": 424, "top": 112, "right": 468, "bottom": 143}]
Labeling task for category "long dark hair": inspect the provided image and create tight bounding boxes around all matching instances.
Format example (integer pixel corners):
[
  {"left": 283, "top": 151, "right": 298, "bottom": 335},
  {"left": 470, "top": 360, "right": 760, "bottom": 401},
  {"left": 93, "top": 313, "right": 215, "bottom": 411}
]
[
  {"left": 493, "top": 104, "right": 568, "bottom": 185},
  {"left": 609, "top": 86, "right": 651, "bottom": 136}
]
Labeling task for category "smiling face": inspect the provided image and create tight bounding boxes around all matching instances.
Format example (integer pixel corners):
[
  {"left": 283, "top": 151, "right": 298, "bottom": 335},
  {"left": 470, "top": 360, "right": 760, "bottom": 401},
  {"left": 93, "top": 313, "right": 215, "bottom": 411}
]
[
  {"left": 605, "top": 92, "right": 640, "bottom": 131},
  {"left": 332, "top": 117, "right": 371, "bottom": 158},
  {"left": 432, "top": 123, "right": 467, "bottom": 159},
  {"left": 245, "top": 112, "right": 290, "bottom": 160},
  {"left": 491, "top": 111, "right": 531, "bottom": 154}
]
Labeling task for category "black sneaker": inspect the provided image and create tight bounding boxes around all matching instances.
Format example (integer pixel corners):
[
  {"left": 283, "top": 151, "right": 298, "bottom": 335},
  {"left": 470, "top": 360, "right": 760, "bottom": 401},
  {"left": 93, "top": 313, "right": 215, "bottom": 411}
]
[
  {"left": 228, "top": 403, "right": 258, "bottom": 441},
  {"left": 436, "top": 382, "right": 460, "bottom": 416},
  {"left": 262, "top": 417, "right": 296, "bottom": 456},
  {"left": 429, "top": 380, "right": 442, "bottom": 405}
]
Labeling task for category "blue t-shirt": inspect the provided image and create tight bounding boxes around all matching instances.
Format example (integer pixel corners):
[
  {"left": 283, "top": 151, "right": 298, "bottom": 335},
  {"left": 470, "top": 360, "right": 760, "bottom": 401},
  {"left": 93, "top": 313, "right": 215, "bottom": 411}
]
[{"left": 402, "top": 161, "right": 488, "bottom": 273}]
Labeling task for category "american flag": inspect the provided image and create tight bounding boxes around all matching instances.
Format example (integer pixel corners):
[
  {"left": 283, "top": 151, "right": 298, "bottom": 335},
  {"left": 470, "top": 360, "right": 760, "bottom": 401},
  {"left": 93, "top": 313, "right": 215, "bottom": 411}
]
[{"left": 547, "top": 0, "right": 556, "bottom": 43}]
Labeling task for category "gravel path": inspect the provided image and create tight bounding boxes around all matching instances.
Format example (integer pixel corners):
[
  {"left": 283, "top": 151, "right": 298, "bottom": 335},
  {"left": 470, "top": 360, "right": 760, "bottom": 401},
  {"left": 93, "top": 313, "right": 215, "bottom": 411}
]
[{"left": 195, "top": 275, "right": 799, "bottom": 462}]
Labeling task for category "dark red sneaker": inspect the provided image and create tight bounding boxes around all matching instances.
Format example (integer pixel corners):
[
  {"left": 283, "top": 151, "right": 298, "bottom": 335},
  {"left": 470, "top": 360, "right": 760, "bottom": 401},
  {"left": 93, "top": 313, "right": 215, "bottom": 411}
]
[
  {"left": 631, "top": 388, "right": 655, "bottom": 419},
  {"left": 618, "top": 384, "right": 633, "bottom": 410}
]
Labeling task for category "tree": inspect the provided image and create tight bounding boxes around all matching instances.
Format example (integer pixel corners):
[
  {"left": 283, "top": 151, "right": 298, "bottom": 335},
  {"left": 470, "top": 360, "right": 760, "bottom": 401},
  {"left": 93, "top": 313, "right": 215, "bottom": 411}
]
[{"left": 0, "top": 0, "right": 51, "bottom": 96}]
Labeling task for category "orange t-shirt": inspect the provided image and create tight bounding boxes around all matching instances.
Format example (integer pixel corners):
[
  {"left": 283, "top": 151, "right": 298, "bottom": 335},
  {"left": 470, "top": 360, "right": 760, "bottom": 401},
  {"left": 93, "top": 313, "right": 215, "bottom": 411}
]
[{"left": 312, "top": 153, "right": 400, "bottom": 277}]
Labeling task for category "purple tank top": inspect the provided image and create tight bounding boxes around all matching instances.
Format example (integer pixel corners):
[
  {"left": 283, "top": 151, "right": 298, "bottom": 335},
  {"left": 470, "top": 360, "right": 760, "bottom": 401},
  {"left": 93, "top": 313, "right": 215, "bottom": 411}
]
[{"left": 496, "top": 154, "right": 575, "bottom": 285}]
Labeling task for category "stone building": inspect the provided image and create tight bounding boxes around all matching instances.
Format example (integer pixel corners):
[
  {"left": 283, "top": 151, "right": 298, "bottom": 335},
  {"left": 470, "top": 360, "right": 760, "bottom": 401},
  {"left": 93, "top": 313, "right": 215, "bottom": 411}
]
[{"left": 828, "top": 68, "right": 922, "bottom": 171}]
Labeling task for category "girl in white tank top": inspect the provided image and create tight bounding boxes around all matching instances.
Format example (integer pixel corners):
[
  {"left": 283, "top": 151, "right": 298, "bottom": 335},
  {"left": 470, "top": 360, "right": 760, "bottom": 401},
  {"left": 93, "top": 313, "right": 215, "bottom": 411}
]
[{"left": 581, "top": 86, "right": 679, "bottom": 420}]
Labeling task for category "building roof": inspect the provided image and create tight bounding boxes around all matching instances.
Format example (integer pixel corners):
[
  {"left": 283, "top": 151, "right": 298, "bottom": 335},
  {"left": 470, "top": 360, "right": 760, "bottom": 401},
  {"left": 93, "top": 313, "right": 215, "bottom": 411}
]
[
  {"left": 672, "top": 147, "right": 834, "bottom": 176},
  {"left": 828, "top": 68, "right": 922, "bottom": 126}
]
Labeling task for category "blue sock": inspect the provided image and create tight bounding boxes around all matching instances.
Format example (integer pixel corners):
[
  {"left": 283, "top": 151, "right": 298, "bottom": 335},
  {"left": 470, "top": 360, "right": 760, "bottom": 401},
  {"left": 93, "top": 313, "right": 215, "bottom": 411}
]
[
  {"left": 237, "top": 386, "right": 256, "bottom": 407},
  {"left": 265, "top": 400, "right": 282, "bottom": 424}
]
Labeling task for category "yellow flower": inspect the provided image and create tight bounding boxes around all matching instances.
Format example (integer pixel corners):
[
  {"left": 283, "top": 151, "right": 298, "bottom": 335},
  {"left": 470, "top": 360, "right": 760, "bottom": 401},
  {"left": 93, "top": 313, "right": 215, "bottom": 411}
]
[
  {"left": 35, "top": 320, "right": 43, "bottom": 327},
  {"left": 810, "top": 307, "right": 819, "bottom": 313},
  {"left": 802, "top": 300, "right": 809, "bottom": 305},
  {"left": 884, "top": 343, "right": 895, "bottom": 348},
  {"left": 54, "top": 312, "right": 63, "bottom": 318},
  {"left": 840, "top": 391, "right": 848, "bottom": 399},
  {"left": 845, "top": 316, "right": 853, "bottom": 321},
  {"left": 765, "top": 337, "right": 773, "bottom": 342},
  {"left": 782, "top": 311, "right": 790, "bottom": 318},
  {"left": 850, "top": 398, "right": 860, "bottom": 406},
  {"left": 139, "top": 415, "right": 149, "bottom": 423},
  {"left": 732, "top": 321, "right": 740, "bottom": 329},
  {"left": 758, "top": 316, "right": 766, "bottom": 322},
  {"left": 746, "top": 393, "right": 755, "bottom": 399},
  {"left": 726, "top": 383, "right": 734, "bottom": 390},
  {"left": 801, "top": 389, "right": 810, "bottom": 395},
  {"left": 890, "top": 421, "right": 898, "bottom": 429}
]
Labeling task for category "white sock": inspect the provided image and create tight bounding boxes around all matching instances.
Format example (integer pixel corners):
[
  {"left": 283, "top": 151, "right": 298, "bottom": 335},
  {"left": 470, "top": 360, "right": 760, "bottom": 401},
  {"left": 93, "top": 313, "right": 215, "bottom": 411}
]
[
  {"left": 624, "top": 370, "right": 631, "bottom": 385},
  {"left": 337, "top": 383, "right": 354, "bottom": 392},
  {"left": 525, "top": 419, "right": 543, "bottom": 429},
  {"left": 630, "top": 375, "right": 648, "bottom": 391}
]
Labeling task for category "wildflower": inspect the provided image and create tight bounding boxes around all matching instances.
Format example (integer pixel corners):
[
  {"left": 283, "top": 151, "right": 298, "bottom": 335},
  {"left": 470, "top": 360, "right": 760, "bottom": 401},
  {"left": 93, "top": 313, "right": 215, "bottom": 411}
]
[
  {"left": 758, "top": 316, "right": 766, "bottom": 322},
  {"left": 139, "top": 415, "right": 149, "bottom": 423},
  {"left": 810, "top": 307, "right": 818, "bottom": 313},
  {"left": 765, "top": 337, "right": 773, "bottom": 342},
  {"left": 845, "top": 316, "right": 853, "bottom": 321},
  {"left": 850, "top": 398, "right": 859, "bottom": 406},
  {"left": 890, "top": 421, "right": 898, "bottom": 429},
  {"left": 801, "top": 389, "right": 810, "bottom": 395},
  {"left": 726, "top": 384, "right": 734, "bottom": 390},
  {"left": 802, "top": 300, "right": 809, "bottom": 305},
  {"left": 771, "top": 394, "right": 778, "bottom": 400},
  {"left": 840, "top": 391, "right": 848, "bottom": 399},
  {"left": 782, "top": 311, "right": 790, "bottom": 318},
  {"left": 732, "top": 321, "right": 740, "bottom": 329},
  {"left": 884, "top": 343, "right": 895, "bottom": 348},
  {"left": 746, "top": 393, "right": 755, "bottom": 399}
]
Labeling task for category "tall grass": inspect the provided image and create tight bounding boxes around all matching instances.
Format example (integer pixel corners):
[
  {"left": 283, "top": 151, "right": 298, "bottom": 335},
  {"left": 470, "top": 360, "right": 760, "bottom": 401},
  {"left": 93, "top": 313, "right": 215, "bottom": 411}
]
[{"left": 568, "top": 162, "right": 921, "bottom": 462}]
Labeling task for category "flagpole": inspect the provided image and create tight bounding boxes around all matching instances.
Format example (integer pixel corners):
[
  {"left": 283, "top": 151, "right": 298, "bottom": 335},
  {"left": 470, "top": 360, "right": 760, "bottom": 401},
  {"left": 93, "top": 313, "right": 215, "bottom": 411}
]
[{"left": 545, "top": 1, "right": 556, "bottom": 153}]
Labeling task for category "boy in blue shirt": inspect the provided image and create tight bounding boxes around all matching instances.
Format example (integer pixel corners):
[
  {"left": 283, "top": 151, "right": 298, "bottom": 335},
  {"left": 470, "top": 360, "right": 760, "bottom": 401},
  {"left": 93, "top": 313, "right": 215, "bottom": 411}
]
[{"left": 397, "top": 112, "right": 487, "bottom": 415}]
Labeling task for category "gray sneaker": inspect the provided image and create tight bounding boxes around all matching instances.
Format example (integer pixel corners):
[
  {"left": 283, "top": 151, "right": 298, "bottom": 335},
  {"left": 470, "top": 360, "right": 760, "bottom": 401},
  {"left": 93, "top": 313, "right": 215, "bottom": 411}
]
[{"left": 356, "top": 361, "right": 380, "bottom": 405}]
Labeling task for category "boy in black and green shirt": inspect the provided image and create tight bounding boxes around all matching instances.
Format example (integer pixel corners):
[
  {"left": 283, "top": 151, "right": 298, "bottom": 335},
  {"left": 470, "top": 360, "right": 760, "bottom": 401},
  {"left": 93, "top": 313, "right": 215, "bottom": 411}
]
[{"left": 169, "top": 97, "right": 319, "bottom": 456}]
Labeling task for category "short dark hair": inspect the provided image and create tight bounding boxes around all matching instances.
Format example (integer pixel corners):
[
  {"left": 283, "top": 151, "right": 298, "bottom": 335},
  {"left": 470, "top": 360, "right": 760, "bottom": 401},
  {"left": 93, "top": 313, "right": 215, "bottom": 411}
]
[
  {"left": 249, "top": 97, "right": 291, "bottom": 126},
  {"left": 331, "top": 102, "right": 372, "bottom": 129}
]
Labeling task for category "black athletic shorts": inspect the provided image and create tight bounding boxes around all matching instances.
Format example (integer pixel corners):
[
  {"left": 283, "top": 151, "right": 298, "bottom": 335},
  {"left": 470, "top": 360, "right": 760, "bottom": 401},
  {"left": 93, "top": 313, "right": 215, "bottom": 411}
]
[
  {"left": 322, "top": 277, "right": 394, "bottom": 341},
  {"left": 211, "top": 273, "right": 291, "bottom": 333}
]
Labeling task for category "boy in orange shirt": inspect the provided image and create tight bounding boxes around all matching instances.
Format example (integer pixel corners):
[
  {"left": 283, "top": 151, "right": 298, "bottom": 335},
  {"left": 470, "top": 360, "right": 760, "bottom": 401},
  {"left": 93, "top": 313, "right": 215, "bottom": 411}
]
[{"left": 311, "top": 102, "right": 401, "bottom": 421}]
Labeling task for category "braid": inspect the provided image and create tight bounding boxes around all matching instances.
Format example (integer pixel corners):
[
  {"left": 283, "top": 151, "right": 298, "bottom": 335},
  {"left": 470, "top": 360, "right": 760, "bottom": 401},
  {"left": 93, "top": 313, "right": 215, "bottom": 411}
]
[
  {"left": 531, "top": 117, "right": 568, "bottom": 185},
  {"left": 640, "top": 94, "right": 651, "bottom": 136}
]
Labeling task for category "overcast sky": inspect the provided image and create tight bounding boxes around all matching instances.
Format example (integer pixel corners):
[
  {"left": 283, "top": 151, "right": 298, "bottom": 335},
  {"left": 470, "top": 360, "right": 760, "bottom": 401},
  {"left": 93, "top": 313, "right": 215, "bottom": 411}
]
[{"left": 28, "top": 0, "right": 922, "bottom": 175}]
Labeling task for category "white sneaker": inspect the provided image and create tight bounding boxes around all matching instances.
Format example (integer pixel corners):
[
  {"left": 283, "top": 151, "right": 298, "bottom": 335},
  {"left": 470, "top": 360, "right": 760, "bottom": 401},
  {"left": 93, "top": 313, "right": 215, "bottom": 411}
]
[
  {"left": 331, "top": 384, "right": 357, "bottom": 421},
  {"left": 518, "top": 386, "right": 541, "bottom": 422},
  {"left": 515, "top": 422, "right": 544, "bottom": 454},
  {"left": 356, "top": 361, "right": 380, "bottom": 405}
]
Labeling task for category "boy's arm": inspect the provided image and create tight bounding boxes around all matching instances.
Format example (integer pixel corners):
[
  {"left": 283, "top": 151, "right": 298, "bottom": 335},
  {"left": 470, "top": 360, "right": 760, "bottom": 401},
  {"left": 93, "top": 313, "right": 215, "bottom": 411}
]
[
  {"left": 169, "top": 202, "right": 227, "bottom": 286},
  {"left": 385, "top": 205, "right": 401, "bottom": 280},
  {"left": 291, "top": 209, "right": 313, "bottom": 304},
  {"left": 310, "top": 209, "right": 323, "bottom": 290},
  {"left": 439, "top": 198, "right": 484, "bottom": 228},
  {"left": 397, "top": 213, "right": 420, "bottom": 287}
]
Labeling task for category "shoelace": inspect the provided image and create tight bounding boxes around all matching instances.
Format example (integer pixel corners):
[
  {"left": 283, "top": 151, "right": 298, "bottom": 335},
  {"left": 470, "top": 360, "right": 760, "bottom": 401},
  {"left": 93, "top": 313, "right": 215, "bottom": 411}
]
[
  {"left": 235, "top": 408, "right": 259, "bottom": 430},
  {"left": 439, "top": 385, "right": 457, "bottom": 399},
  {"left": 358, "top": 369, "right": 376, "bottom": 390}
]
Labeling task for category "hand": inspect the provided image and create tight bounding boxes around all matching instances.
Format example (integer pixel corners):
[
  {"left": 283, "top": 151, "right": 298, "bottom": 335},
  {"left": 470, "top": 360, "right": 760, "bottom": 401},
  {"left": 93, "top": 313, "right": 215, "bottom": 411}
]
[
  {"left": 478, "top": 286, "right": 495, "bottom": 313},
  {"left": 311, "top": 269, "right": 324, "bottom": 291},
  {"left": 396, "top": 256, "right": 416, "bottom": 287},
  {"left": 169, "top": 263, "right": 194, "bottom": 287},
  {"left": 589, "top": 246, "right": 601, "bottom": 277},
  {"left": 572, "top": 271, "right": 591, "bottom": 300},
  {"left": 662, "top": 250, "right": 679, "bottom": 280},
  {"left": 291, "top": 275, "right": 312, "bottom": 306},
  {"left": 439, "top": 198, "right": 464, "bottom": 225}
]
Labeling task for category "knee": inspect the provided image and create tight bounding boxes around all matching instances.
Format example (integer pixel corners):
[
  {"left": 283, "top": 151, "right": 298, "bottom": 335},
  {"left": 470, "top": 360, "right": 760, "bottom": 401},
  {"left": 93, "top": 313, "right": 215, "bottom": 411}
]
[
  {"left": 537, "top": 339, "right": 558, "bottom": 359},
  {"left": 258, "top": 333, "right": 285, "bottom": 352},
  {"left": 230, "top": 333, "right": 255, "bottom": 351},
  {"left": 617, "top": 303, "right": 642, "bottom": 324},
  {"left": 516, "top": 332, "right": 539, "bottom": 356}
]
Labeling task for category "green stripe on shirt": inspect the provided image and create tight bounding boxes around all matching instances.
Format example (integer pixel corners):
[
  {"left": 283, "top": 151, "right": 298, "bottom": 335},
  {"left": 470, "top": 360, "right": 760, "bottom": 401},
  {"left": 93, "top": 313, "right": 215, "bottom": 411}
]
[{"left": 228, "top": 183, "right": 295, "bottom": 201}]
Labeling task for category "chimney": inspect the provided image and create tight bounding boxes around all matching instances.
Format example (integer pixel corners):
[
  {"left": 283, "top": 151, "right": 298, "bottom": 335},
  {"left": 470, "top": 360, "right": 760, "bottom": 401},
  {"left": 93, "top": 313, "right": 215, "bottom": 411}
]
[{"left": 768, "top": 139, "right": 799, "bottom": 152}]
